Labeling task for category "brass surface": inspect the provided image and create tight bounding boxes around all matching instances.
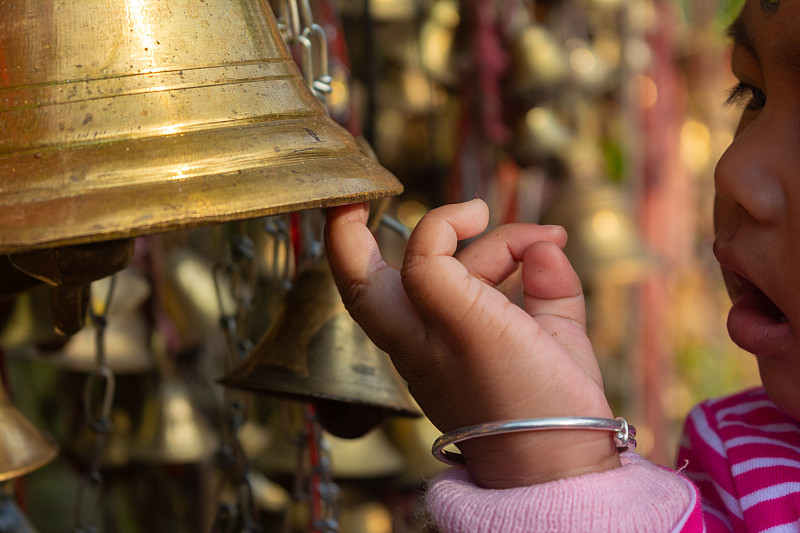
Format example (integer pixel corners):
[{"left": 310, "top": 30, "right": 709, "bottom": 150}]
[
  {"left": 258, "top": 427, "right": 406, "bottom": 479},
  {"left": 8, "top": 240, "right": 136, "bottom": 334},
  {"left": 130, "top": 378, "right": 220, "bottom": 464},
  {"left": 218, "top": 262, "right": 419, "bottom": 418},
  {"left": 36, "top": 312, "right": 155, "bottom": 374},
  {"left": 0, "top": 380, "right": 59, "bottom": 482},
  {"left": 542, "top": 182, "right": 655, "bottom": 283},
  {"left": 0, "top": 0, "right": 402, "bottom": 254}
]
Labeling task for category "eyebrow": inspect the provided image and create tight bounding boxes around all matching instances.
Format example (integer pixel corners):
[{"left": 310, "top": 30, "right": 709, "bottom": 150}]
[
  {"left": 725, "top": 15, "right": 755, "bottom": 55},
  {"left": 760, "top": 0, "right": 780, "bottom": 15},
  {"left": 725, "top": 4, "right": 800, "bottom": 75}
]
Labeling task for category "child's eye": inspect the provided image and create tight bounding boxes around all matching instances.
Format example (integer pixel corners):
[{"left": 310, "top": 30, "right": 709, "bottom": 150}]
[{"left": 726, "top": 82, "right": 766, "bottom": 111}]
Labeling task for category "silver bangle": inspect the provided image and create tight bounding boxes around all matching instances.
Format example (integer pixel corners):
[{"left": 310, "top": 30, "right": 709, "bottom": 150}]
[{"left": 431, "top": 416, "right": 637, "bottom": 466}]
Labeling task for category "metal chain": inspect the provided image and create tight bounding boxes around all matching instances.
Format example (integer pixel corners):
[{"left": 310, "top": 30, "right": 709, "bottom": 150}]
[
  {"left": 305, "top": 406, "right": 339, "bottom": 533},
  {"left": 277, "top": 0, "right": 333, "bottom": 101},
  {"left": 73, "top": 276, "right": 117, "bottom": 533},
  {"left": 281, "top": 404, "right": 339, "bottom": 533},
  {"left": 262, "top": 215, "right": 293, "bottom": 324},
  {"left": 211, "top": 227, "right": 260, "bottom": 533}
]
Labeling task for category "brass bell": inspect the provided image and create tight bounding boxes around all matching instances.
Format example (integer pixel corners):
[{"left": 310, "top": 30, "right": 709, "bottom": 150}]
[
  {"left": 36, "top": 311, "right": 155, "bottom": 375},
  {"left": 8, "top": 239, "right": 136, "bottom": 336},
  {"left": 129, "top": 376, "right": 220, "bottom": 465},
  {"left": 508, "top": 24, "right": 570, "bottom": 93},
  {"left": 218, "top": 260, "right": 420, "bottom": 438},
  {"left": 0, "top": 0, "right": 402, "bottom": 254},
  {"left": 0, "top": 379, "right": 58, "bottom": 482},
  {"left": 0, "top": 284, "right": 65, "bottom": 352},
  {"left": 541, "top": 181, "right": 655, "bottom": 284},
  {"left": 257, "top": 425, "right": 406, "bottom": 480},
  {"left": 157, "top": 247, "right": 237, "bottom": 350},
  {"left": 1, "top": 0, "right": 403, "bottom": 335}
]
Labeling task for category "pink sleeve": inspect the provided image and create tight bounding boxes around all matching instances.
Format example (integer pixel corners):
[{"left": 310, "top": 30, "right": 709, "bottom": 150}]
[{"left": 424, "top": 452, "right": 705, "bottom": 533}]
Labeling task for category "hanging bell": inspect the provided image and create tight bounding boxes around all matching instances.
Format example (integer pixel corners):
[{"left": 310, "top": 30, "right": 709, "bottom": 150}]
[
  {"left": 0, "top": 0, "right": 402, "bottom": 254},
  {"left": 7, "top": 239, "right": 136, "bottom": 336},
  {"left": 541, "top": 181, "right": 655, "bottom": 284},
  {"left": 257, "top": 423, "right": 406, "bottom": 480},
  {"left": 1, "top": 0, "right": 403, "bottom": 335},
  {"left": 157, "top": 247, "right": 237, "bottom": 350},
  {"left": 508, "top": 24, "right": 570, "bottom": 93},
  {"left": 218, "top": 260, "right": 420, "bottom": 438},
  {"left": 129, "top": 377, "right": 220, "bottom": 464},
  {"left": 36, "top": 311, "right": 155, "bottom": 375},
  {"left": 0, "top": 284, "right": 65, "bottom": 352},
  {"left": 0, "top": 379, "right": 59, "bottom": 482}
]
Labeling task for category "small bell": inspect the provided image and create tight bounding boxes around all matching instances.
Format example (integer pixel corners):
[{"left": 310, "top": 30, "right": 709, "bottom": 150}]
[
  {"left": 0, "top": 380, "right": 58, "bottom": 482},
  {"left": 257, "top": 423, "right": 406, "bottom": 480},
  {"left": 129, "top": 346, "right": 219, "bottom": 464},
  {"left": 37, "top": 312, "right": 155, "bottom": 375},
  {"left": 218, "top": 260, "right": 419, "bottom": 438},
  {"left": 542, "top": 181, "right": 655, "bottom": 284}
]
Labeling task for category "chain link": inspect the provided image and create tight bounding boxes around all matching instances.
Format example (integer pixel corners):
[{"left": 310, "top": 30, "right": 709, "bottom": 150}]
[
  {"left": 73, "top": 276, "right": 117, "bottom": 533},
  {"left": 277, "top": 0, "right": 333, "bottom": 100},
  {"left": 281, "top": 404, "right": 340, "bottom": 533},
  {"left": 211, "top": 226, "right": 261, "bottom": 533}
]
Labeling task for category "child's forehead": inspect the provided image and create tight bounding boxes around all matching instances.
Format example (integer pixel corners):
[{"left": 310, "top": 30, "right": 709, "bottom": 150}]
[{"left": 733, "top": 0, "right": 800, "bottom": 61}]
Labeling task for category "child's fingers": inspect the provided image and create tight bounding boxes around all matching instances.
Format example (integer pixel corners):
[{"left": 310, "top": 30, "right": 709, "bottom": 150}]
[
  {"left": 325, "top": 203, "right": 423, "bottom": 355},
  {"left": 400, "top": 199, "right": 515, "bottom": 334},
  {"left": 521, "top": 240, "right": 587, "bottom": 331},
  {"left": 405, "top": 198, "right": 491, "bottom": 259},
  {"left": 455, "top": 223, "right": 567, "bottom": 288}
]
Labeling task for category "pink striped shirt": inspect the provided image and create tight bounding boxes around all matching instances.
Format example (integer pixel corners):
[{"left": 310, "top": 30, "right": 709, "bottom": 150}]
[
  {"left": 678, "top": 387, "right": 800, "bottom": 532},
  {"left": 424, "top": 387, "right": 800, "bottom": 532}
]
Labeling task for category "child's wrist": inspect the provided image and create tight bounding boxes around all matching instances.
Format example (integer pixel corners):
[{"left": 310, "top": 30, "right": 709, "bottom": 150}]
[{"left": 455, "top": 428, "right": 624, "bottom": 489}]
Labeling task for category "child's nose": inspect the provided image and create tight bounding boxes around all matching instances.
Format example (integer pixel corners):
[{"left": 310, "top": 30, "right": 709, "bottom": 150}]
[{"left": 713, "top": 115, "right": 787, "bottom": 226}]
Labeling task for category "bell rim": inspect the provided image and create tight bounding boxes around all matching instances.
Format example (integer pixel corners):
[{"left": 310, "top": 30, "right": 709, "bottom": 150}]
[
  {"left": 0, "top": 149, "right": 402, "bottom": 254},
  {"left": 217, "top": 368, "right": 421, "bottom": 419}
]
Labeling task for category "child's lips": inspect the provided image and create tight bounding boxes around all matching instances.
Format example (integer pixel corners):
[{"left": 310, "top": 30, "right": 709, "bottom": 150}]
[{"left": 724, "top": 268, "right": 794, "bottom": 358}]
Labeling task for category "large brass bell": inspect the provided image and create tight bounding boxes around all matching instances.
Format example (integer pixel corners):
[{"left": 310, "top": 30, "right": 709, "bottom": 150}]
[
  {"left": 219, "top": 261, "right": 420, "bottom": 438},
  {"left": 1, "top": 0, "right": 402, "bottom": 335},
  {"left": 0, "top": 0, "right": 402, "bottom": 254},
  {"left": 0, "top": 379, "right": 58, "bottom": 482}
]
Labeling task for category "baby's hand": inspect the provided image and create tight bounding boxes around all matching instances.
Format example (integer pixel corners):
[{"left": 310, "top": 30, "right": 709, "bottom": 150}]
[{"left": 325, "top": 199, "right": 620, "bottom": 488}]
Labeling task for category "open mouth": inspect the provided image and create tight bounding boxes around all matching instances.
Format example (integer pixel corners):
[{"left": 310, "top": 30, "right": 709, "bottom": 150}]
[
  {"left": 725, "top": 268, "right": 792, "bottom": 357},
  {"left": 733, "top": 277, "right": 787, "bottom": 323}
]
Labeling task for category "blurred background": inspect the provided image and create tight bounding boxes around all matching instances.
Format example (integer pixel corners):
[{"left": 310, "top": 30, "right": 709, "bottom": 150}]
[{"left": 0, "top": 0, "right": 761, "bottom": 531}]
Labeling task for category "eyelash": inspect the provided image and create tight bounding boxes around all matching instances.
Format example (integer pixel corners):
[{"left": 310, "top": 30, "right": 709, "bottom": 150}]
[{"left": 726, "top": 82, "right": 767, "bottom": 111}]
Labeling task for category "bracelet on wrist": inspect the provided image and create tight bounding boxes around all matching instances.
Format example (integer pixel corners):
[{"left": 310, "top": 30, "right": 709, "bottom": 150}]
[{"left": 431, "top": 416, "right": 637, "bottom": 467}]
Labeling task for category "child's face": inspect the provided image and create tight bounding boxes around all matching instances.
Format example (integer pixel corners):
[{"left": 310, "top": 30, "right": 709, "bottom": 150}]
[{"left": 713, "top": 0, "right": 800, "bottom": 416}]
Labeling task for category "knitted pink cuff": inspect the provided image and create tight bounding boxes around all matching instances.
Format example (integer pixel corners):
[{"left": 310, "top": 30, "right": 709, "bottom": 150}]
[{"left": 424, "top": 453, "right": 698, "bottom": 533}]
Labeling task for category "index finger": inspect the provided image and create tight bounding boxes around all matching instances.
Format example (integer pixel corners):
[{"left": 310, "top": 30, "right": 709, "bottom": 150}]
[{"left": 324, "top": 203, "right": 422, "bottom": 356}]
